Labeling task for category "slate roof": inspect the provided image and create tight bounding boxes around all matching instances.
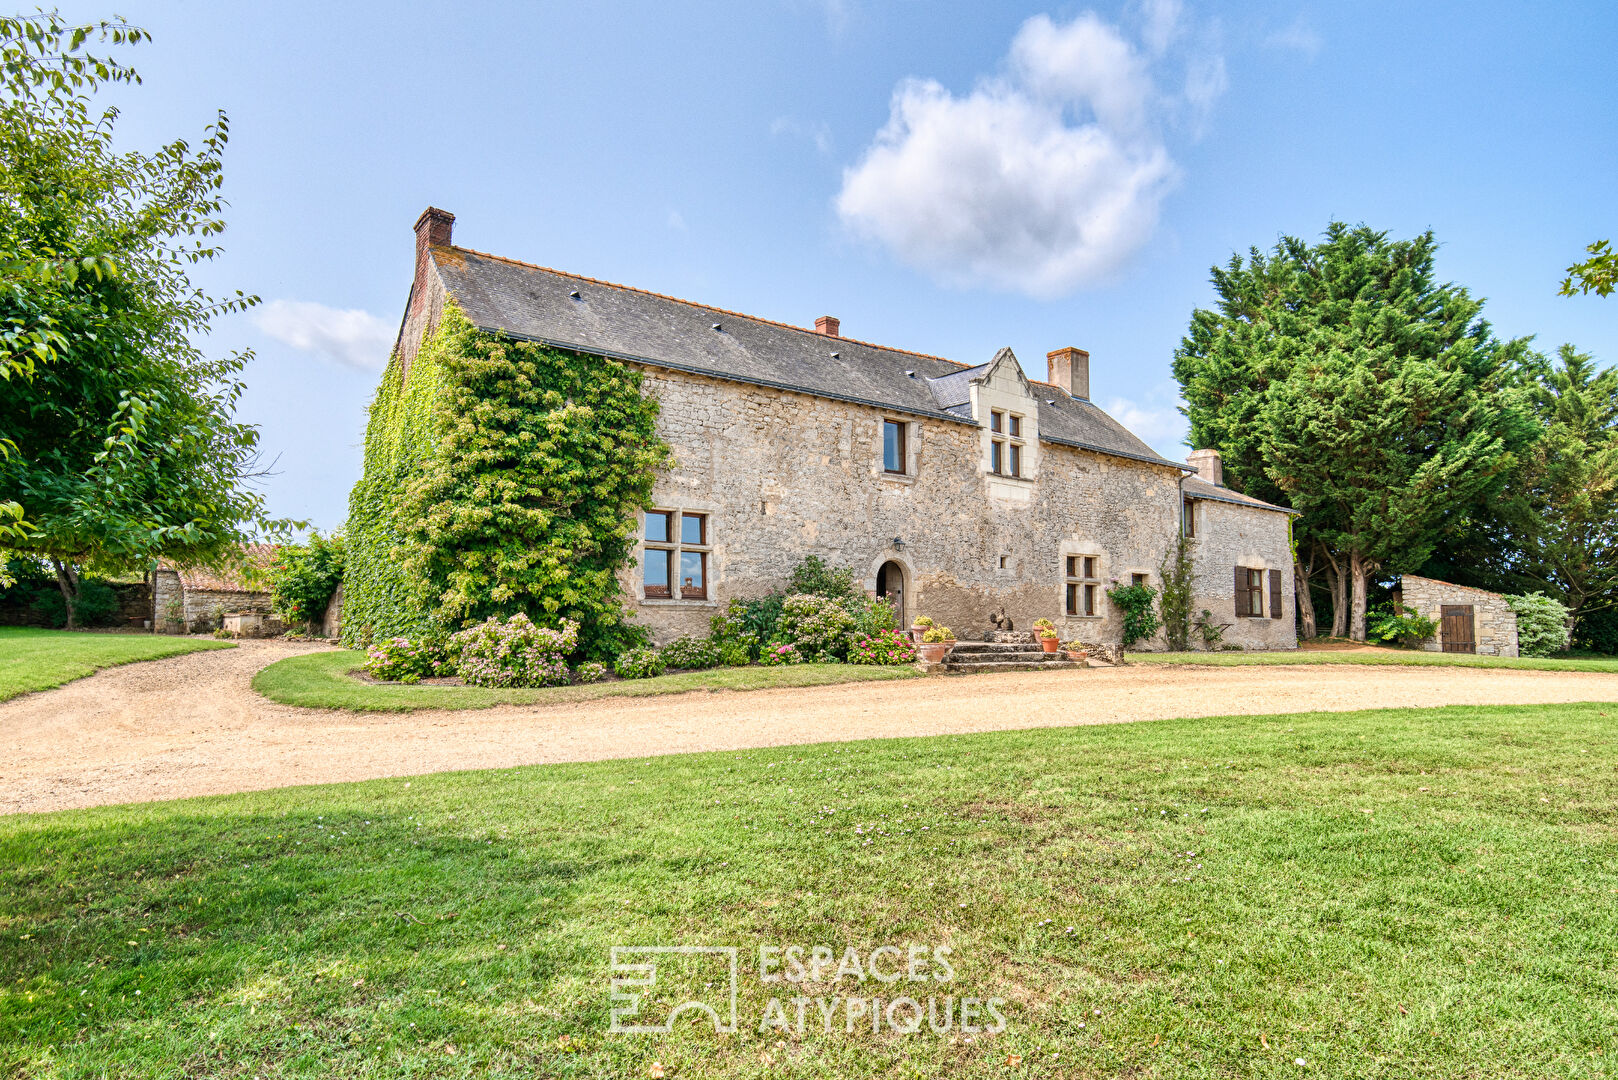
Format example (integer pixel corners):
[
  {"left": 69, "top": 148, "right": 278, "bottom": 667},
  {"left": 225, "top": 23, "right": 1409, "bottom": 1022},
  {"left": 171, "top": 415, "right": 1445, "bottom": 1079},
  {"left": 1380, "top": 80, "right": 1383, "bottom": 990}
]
[
  {"left": 1183, "top": 475, "right": 1297, "bottom": 515},
  {"left": 430, "top": 246, "right": 1191, "bottom": 471}
]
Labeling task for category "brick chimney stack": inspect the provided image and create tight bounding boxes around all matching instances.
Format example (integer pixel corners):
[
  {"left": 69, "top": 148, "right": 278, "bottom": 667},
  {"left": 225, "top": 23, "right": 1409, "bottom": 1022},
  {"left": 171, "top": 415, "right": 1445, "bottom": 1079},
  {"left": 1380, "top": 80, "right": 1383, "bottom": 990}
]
[
  {"left": 1045, "top": 346, "right": 1090, "bottom": 400},
  {"left": 400, "top": 207, "right": 455, "bottom": 377},
  {"left": 814, "top": 315, "right": 840, "bottom": 337},
  {"left": 1188, "top": 448, "right": 1223, "bottom": 486}
]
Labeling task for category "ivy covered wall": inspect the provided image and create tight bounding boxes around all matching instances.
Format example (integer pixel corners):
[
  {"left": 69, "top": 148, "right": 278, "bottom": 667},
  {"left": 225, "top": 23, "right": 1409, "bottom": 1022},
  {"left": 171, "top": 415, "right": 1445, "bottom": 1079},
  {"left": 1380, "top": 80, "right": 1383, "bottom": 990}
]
[{"left": 342, "top": 302, "right": 669, "bottom": 657}]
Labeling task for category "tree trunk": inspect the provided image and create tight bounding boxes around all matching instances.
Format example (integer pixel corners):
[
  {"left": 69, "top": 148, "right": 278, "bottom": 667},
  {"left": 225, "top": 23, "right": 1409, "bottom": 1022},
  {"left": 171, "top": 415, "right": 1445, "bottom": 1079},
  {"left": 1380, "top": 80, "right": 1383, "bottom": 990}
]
[
  {"left": 1324, "top": 549, "right": 1349, "bottom": 638},
  {"left": 50, "top": 558, "right": 81, "bottom": 631},
  {"left": 1294, "top": 556, "right": 1318, "bottom": 639},
  {"left": 1348, "top": 550, "right": 1378, "bottom": 642}
]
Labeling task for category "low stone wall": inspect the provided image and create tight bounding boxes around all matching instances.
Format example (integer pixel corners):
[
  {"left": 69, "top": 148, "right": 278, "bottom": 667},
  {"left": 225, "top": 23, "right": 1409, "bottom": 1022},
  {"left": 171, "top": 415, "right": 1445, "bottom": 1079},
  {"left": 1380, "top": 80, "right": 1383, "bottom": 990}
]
[{"left": 1399, "top": 574, "right": 1518, "bottom": 657}]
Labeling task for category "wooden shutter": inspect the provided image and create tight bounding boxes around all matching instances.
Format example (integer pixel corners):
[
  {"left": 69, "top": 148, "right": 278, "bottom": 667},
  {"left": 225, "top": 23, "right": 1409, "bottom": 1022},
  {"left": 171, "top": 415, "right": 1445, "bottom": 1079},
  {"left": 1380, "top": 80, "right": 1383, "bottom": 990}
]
[
  {"left": 1269, "top": 569, "right": 1283, "bottom": 618},
  {"left": 1234, "top": 565, "right": 1248, "bottom": 616}
]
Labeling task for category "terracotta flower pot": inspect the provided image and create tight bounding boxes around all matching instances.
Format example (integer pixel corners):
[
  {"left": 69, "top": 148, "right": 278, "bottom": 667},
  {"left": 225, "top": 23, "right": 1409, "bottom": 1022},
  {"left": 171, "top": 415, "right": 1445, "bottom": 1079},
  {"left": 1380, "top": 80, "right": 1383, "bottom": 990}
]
[
  {"left": 1065, "top": 648, "right": 1088, "bottom": 662},
  {"left": 918, "top": 642, "right": 952, "bottom": 664},
  {"left": 1040, "top": 636, "right": 1060, "bottom": 653}
]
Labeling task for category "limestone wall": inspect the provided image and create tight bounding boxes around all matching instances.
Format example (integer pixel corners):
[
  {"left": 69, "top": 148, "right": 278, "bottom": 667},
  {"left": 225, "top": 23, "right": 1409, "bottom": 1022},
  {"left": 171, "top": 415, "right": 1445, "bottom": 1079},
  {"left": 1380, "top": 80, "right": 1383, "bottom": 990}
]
[
  {"left": 1186, "top": 497, "right": 1298, "bottom": 651},
  {"left": 1399, "top": 574, "right": 1518, "bottom": 657},
  {"left": 622, "top": 368, "right": 1297, "bottom": 650}
]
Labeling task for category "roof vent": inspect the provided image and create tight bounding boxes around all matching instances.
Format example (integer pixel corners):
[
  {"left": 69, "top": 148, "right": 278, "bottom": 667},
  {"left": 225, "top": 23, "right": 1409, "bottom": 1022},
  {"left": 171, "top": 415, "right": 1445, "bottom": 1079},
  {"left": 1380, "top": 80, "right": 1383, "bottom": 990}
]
[
  {"left": 905, "top": 370, "right": 916, "bottom": 377},
  {"left": 712, "top": 322, "right": 722, "bottom": 331},
  {"left": 831, "top": 351, "right": 840, "bottom": 358},
  {"left": 569, "top": 289, "right": 580, "bottom": 299}
]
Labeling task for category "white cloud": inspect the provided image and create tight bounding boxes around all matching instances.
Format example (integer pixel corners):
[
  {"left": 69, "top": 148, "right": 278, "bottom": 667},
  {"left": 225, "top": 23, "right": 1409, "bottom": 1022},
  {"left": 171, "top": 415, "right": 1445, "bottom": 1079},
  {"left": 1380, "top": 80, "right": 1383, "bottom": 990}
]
[
  {"left": 836, "top": 7, "right": 1223, "bottom": 297},
  {"left": 667, "top": 209, "right": 688, "bottom": 232},
  {"left": 1265, "top": 17, "right": 1322, "bottom": 58},
  {"left": 1104, "top": 388, "right": 1189, "bottom": 459},
  {"left": 254, "top": 300, "right": 393, "bottom": 370}
]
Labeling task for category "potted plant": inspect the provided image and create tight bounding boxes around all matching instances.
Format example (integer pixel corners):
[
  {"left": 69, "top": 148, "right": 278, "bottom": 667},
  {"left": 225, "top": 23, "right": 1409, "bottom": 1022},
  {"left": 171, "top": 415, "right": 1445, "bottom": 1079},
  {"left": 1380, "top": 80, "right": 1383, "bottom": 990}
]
[
  {"left": 1062, "top": 639, "right": 1089, "bottom": 663},
  {"left": 1033, "top": 618, "right": 1061, "bottom": 653},
  {"left": 917, "top": 623, "right": 955, "bottom": 664},
  {"left": 910, "top": 614, "right": 934, "bottom": 641}
]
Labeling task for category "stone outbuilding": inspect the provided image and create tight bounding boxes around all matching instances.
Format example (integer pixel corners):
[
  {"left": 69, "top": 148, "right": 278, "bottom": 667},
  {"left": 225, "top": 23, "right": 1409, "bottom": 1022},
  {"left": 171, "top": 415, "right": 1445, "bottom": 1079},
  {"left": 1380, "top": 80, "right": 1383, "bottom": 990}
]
[
  {"left": 153, "top": 544, "right": 276, "bottom": 634},
  {"left": 1397, "top": 574, "right": 1518, "bottom": 657}
]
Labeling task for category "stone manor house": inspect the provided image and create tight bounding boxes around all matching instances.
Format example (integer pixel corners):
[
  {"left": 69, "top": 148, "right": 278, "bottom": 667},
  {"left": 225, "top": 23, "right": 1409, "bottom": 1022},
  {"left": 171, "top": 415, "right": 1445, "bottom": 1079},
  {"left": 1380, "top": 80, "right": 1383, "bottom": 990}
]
[{"left": 393, "top": 208, "right": 1299, "bottom": 650}]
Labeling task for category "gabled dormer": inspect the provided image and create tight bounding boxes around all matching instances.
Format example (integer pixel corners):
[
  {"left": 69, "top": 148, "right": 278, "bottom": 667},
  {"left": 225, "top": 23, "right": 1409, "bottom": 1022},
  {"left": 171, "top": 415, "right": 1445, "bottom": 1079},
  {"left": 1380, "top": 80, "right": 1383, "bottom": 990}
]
[{"left": 926, "top": 347, "right": 1040, "bottom": 497}]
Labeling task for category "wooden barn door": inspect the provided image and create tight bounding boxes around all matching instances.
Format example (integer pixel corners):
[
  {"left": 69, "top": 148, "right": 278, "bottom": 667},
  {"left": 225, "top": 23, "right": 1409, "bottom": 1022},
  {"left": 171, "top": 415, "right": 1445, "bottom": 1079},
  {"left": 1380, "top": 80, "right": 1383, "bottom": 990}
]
[{"left": 1441, "top": 605, "right": 1476, "bottom": 653}]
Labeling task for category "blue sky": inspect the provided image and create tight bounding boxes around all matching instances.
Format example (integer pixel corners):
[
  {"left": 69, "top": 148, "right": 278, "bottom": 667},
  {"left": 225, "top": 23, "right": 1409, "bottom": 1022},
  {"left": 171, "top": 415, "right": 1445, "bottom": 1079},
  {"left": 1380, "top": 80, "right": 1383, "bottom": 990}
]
[{"left": 78, "top": 1, "right": 1617, "bottom": 531}]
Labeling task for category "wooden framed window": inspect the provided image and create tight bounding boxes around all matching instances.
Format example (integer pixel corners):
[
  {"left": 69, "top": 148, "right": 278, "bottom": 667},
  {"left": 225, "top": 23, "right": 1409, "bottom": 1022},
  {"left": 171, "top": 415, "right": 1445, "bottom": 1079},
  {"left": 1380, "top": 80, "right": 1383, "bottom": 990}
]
[
  {"left": 1066, "top": 555, "right": 1101, "bottom": 616},
  {"left": 1182, "top": 498, "right": 1196, "bottom": 537},
  {"left": 643, "top": 509, "right": 711, "bottom": 601},
  {"left": 883, "top": 419, "right": 908, "bottom": 475},
  {"left": 1235, "top": 566, "right": 1264, "bottom": 617},
  {"left": 1131, "top": 572, "right": 1147, "bottom": 587},
  {"left": 989, "top": 410, "right": 1026, "bottom": 478}
]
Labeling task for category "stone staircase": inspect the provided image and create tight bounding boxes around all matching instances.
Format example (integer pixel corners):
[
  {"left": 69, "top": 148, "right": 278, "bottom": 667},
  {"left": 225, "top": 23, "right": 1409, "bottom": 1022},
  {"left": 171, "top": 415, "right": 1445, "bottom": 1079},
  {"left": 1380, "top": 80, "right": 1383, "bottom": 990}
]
[{"left": 940, "top": 640, "right": 1088, "bottom": 674}]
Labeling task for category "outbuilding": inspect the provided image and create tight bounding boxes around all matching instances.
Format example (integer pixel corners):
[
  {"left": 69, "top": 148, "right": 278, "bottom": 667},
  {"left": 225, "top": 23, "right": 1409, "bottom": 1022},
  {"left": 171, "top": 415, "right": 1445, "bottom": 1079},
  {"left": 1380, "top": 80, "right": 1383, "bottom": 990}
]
[{"left": 1397, "top": 574, "right": 1519, "bottom": 657}]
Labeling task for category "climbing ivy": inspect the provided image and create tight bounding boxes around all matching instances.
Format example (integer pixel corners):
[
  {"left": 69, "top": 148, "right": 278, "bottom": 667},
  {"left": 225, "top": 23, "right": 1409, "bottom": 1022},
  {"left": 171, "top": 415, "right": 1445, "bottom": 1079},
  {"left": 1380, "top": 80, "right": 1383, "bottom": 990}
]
[{"left": 342, "top": 303, "right": 670, "bottom": 658}]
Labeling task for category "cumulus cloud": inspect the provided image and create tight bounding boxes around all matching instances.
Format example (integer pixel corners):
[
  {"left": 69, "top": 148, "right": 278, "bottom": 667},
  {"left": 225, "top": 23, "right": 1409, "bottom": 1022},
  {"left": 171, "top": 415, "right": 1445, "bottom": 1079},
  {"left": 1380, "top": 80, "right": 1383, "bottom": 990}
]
[
  {"left": 254, "top": 300, "right": 393, "bottom": 370},
  {"left": 836, "top": 7, "right": 1223, "bottom": 297}
]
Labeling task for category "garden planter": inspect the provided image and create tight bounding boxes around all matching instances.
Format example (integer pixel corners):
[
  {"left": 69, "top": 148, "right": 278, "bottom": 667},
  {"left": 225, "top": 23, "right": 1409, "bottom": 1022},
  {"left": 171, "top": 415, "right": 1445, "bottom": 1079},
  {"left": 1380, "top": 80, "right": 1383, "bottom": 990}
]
[
  {"left": 1065, "top": 648, "right": 1089, "bottom": 662},
  {"left": 918, "top": 642, "right": 952, "bottom": 664},
  {"left": 1040, "top": 637, "right": 1060, "bottom": 653}
]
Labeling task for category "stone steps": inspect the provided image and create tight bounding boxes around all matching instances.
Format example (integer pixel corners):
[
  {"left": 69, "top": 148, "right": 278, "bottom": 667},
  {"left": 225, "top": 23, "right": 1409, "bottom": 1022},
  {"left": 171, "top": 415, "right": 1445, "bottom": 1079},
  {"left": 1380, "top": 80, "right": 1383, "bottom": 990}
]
[{"left": 942, "top": 659, "right": 1087, "bottom": 674}]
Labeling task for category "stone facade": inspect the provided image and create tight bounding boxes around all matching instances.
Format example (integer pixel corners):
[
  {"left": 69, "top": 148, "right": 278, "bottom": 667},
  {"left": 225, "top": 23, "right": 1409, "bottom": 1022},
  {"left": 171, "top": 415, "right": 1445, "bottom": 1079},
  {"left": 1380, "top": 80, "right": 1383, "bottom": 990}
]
[
  {"left": 1184, "top": 496, "right": 1296, "bottom": 650},
  {"left": 621, "top": 360, "right": 1297, "bottom": 650},
  {"left": 1398, "top": 574, "right": 1519, "bottom": 657}
]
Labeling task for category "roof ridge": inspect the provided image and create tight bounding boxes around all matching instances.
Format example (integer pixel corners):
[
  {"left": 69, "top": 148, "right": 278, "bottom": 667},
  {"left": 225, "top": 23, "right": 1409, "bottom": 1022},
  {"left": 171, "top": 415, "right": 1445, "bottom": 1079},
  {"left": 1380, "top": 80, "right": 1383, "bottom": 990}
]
[{"left": 438, "top": 245, "right": 970, "bottom": 368}]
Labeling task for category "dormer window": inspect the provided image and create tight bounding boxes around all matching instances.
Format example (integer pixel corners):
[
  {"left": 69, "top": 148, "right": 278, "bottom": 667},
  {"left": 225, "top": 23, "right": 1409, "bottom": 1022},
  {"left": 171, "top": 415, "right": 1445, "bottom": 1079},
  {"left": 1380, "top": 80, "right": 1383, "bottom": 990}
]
[{"left": 990, "top": 410, "right": 1025, "bottom": 478}]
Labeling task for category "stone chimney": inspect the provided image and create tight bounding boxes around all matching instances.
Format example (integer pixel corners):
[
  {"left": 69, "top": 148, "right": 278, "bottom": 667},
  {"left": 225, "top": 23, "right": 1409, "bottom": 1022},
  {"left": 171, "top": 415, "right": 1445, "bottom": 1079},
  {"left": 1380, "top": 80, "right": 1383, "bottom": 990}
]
[
  {"left": 1188, "top": 448, "right": 1223, "bottom": 486},
  {"left": 814, "top": 315, "right": 840, "bottom": 337},
  {"left": 1045, "top": 347, "right": 1090, "bottom": 400}
]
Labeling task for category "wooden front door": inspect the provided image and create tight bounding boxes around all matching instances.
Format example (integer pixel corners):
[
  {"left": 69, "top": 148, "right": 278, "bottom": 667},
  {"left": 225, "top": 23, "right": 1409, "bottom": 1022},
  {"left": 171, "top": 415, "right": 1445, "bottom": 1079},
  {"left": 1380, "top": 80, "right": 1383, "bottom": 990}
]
[{"left": 1441, "top": 605, "right": 1476, "bottom": 654}]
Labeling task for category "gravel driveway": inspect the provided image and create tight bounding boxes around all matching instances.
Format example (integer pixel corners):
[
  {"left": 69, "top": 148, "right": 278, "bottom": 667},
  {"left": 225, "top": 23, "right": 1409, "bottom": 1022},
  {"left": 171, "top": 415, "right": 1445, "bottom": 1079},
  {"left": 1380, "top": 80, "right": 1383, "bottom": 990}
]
[{"left": 3, "top": 640, "right": 1616, "bottom": 815}]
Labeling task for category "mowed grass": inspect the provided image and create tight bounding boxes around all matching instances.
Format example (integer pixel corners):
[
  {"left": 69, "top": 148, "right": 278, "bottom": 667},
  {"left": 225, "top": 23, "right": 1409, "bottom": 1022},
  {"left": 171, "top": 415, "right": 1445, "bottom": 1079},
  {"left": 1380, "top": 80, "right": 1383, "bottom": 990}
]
[
  {"left": 1131, "top": 648, "right": 1618, "bottom": 673},
  {"left": 253, "top": 648, "right": 922, "bottom": 711},
  {"left": 3, "top": 704, "right": 1617, "bottom": 1078},
  {"left": 0, "top": 626, "right": 232, "bottom": 702}
]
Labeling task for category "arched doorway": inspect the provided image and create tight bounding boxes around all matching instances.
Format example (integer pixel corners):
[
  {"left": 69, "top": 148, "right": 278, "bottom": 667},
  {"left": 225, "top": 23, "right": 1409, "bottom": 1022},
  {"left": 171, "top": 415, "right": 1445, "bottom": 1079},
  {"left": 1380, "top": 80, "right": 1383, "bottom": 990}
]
[{"left": 876, "top": 561, "right": 905, "bottom": 625}]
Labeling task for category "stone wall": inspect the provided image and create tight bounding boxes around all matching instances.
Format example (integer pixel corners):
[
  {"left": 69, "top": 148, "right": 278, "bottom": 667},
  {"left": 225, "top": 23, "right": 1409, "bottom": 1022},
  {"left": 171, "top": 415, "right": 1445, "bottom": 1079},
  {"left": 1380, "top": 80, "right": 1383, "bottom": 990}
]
[
  {"left": 621, "top": 366, "right": 1297, "bottom": 650},
  {"left": 152, "top": 568, "right": 272, "bottom": 634},
  {"left": 321, "top": 584, "right": 344, "bottom": 639},
  {"left": 1399, "top": 574, "right": 1518, "bottom": 657},
  {"left": 1185, "top": 496, "right": 1298, "bottom": 651}
]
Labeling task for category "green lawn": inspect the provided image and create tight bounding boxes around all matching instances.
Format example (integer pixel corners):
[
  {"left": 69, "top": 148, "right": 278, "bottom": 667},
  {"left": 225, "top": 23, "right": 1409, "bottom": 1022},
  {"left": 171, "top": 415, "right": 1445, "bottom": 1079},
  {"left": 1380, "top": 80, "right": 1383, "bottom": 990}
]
[
  {"left": 254, "top": 649, "right": 924, "bottom": 711},
  {"left": 0, "top": 627, "right": 232, "bottom": 702},
  {"left": 1131, "top": 648, "right": 1618, "bottom": 673},
  {"left": 3, "top": 703, "right": 1616, "bottom": 1078}
]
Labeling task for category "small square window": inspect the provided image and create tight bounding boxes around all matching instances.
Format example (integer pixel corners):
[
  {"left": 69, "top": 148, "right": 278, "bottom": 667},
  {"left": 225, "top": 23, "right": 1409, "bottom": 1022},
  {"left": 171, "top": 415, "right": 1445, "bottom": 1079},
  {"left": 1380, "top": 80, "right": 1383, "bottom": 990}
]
[
  {"left": 998, "top": 555, "right": 1008, "bottom": 569},
  {"left": 680, "top": 512, "right": 706, "bottom": 546},
  {"left": 1131, "top": 573, "right": 1147, "bottom": 587},
  {"left": 644, "top": 511, "right": 671, "bottom": 543}
]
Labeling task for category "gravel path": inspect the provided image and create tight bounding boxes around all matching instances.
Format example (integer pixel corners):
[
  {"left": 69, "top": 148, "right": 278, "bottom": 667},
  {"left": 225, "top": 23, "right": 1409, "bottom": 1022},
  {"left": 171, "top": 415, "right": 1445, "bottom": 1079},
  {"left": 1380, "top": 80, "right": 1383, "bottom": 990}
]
[{"left": 4, "top": 640, "right": 1617, "bottom": 815}]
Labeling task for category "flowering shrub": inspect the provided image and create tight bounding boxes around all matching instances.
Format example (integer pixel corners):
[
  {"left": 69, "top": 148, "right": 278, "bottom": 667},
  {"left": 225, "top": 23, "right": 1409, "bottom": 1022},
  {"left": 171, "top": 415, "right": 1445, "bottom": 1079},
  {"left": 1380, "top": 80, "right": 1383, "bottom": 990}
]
[
  {"left": 448, "top": 614, "right": 576, "bottom": 688},
  {"left": 575, "top": 660, "right": 608, "bottom": 683},
  {"left": 848, "top": 595, "right": 898, "bottom": 636},
  {"left": 661, "top": 636, "right": 720, "bottom": 670},
  {"left": 777, "top": 593, "right": 856, "bottom": 661},
  {"left": 848, "top": 629, "right": 917, "bottom": 665},
  {"left": 759, "top": 641, "right": 803, "bottom": 666},
  {"left": 1506, "top": 592, "right": 1572, "bottom": 657},
  {"left": 364, "top": 637, "right": 450, "bottom": 684},
  {"left": 614, "top": 646, "right": 666, "bottom": 679},
  {"left": 715, "top": 639, "right": 752, "bottom": 667}
]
